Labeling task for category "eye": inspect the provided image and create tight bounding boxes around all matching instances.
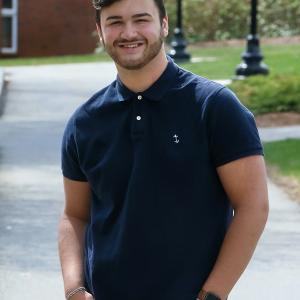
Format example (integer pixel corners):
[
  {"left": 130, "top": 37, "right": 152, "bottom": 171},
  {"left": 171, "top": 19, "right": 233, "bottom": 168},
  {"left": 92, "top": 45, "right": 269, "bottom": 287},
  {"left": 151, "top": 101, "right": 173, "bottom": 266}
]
[
  {"left": 109, "top": 21, "right": 122, "bottom": 26},
  {"left": 136, "top": 19, "right": 148, "bottom": 23}
]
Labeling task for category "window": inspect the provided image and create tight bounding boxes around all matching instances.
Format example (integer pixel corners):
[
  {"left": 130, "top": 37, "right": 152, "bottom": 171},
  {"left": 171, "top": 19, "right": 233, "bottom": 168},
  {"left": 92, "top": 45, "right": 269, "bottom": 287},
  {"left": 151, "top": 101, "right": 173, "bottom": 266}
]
[
  {"left": 2, "top": 16, "right": 12, "bottom": 47},
  {"left": 1, "top": 0, "right": 18, "bottom": 54},
  {"left": 3, "top": 0, "right": 13, "bottom": 9}
]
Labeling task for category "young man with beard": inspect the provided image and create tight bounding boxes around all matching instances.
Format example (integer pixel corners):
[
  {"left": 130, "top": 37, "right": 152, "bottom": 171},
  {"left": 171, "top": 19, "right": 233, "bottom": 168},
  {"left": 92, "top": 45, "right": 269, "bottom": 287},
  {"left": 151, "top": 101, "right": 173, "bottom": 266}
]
[{"left": 58, "top": 0, "right": 269, "bottom": 300}]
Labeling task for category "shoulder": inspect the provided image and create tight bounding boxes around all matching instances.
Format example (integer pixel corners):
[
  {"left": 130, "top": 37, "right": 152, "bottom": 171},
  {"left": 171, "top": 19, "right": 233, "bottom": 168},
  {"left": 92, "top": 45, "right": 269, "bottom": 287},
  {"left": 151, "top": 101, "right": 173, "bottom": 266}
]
[
  {"left": 65, "top": 80, "right": 119, "bottom": 129},
  {"left": 174, "top": 66, "right": 225, "bottom": 101},
  {"left": 203, "top": 86, "right": 253, "bottom": 121},
  {"left": 173, "top": 66, "right": 235, "bottom": 116},
  {"left": 82, "top": 80, "right": 120, "bottom": 116},
  {"left": 173, "top": 66, "right": 253, "bottom": 121}
]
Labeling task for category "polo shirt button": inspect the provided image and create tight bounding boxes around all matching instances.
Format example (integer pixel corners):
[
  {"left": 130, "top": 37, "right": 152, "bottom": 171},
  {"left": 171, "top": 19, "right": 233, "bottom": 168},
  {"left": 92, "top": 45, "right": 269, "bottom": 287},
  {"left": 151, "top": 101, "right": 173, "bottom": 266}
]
[
  {"left": 136, "top": 116, "right": 142, "bottom": 121},
  {"left": 137, "top": 95, "right": 143, "bottom": 100}
]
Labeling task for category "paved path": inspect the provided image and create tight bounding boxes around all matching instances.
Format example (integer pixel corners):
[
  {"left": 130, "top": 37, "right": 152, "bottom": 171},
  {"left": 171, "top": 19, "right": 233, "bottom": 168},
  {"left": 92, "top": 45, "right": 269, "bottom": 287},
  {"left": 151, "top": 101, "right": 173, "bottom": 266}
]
[
  {"left": 0, "top": 62, "right": 299, "bottom": 300},
  {"left": 259, "top": 125, "right": 300, "bottom": 142},
  {"left": 0, "top": 63, "right": 116, "bottom": 300},
  {"left": 0, "top": 67, "right": 6, "bottom": 117}
]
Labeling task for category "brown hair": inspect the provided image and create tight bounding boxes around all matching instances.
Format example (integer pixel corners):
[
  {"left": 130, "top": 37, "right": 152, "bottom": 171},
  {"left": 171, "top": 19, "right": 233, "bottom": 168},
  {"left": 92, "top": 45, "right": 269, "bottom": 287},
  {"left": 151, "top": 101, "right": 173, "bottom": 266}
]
[{"left": 92, "top": 0, "right": 167, "bottom": 25}]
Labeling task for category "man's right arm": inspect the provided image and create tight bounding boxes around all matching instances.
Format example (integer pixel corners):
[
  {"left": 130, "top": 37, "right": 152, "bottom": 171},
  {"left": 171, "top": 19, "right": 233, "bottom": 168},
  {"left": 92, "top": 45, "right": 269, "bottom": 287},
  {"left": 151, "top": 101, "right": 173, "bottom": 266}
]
[{"left": 58, "top": 177, "right": 94, "bottom": 300}]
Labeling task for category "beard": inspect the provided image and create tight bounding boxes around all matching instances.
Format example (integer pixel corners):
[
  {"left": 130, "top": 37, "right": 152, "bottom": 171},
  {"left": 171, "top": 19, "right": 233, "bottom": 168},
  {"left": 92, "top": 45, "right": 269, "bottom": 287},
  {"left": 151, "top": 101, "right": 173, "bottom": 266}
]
[{"left": 103, "top": 30, "right": 165, "bottom": 70}]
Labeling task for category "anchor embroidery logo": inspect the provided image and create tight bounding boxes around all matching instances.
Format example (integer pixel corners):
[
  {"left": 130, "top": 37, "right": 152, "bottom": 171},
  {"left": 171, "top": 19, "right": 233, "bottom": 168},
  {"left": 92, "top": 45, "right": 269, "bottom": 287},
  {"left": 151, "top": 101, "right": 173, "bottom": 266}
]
[{"left": 173, "top": 134, "right": 180, "bottom": 144}]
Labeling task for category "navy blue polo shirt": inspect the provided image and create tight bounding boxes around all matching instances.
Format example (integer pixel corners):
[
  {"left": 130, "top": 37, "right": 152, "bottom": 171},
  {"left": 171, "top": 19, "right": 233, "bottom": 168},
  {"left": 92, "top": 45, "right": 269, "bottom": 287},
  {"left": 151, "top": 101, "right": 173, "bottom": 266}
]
[{"left": 61, "top": 57, "right": 263, "bottom": 300}]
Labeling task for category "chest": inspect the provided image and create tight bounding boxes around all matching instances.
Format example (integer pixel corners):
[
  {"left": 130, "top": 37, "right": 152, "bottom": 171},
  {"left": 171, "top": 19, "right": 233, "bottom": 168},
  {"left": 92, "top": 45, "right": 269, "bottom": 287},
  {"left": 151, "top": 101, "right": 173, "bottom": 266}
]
[{"left": 78, "top": 99, "right": 211, "bottom": 192}]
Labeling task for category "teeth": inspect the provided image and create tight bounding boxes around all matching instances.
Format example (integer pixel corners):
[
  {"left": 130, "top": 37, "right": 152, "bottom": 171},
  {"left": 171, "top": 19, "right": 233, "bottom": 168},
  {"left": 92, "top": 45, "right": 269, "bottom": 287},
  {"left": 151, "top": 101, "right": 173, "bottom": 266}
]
[
  {"left": 120, "top": 43, "right": 141, "bottom": 48},
  {"left": 125, "top": 44, "right": 138, "bottom": 48}
]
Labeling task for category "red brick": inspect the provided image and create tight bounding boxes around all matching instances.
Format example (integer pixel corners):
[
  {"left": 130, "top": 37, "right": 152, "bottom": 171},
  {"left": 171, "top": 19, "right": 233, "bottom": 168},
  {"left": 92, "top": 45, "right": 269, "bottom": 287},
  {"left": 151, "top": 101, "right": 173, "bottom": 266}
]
[
  {"left": 1, "top": 0, "right": 98, "bottom": 57},
  {"left": 0, "top": 1, "right": 2, "bottom": 50}
]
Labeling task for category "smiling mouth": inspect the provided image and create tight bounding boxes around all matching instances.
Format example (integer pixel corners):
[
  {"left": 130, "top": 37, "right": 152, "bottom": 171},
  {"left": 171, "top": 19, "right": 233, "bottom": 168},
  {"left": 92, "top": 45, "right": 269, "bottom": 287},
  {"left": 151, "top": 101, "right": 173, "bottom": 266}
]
[{"left": 118, "top": 42, "right": 144, "bottom": 48}]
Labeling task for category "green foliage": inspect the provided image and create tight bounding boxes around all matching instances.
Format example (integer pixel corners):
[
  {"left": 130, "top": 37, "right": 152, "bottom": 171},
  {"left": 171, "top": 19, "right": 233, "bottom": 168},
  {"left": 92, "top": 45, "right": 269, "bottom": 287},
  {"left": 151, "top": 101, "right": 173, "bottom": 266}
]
[
  {"left": 165, "top": 0, "right": 300, "bottom": 42},
  {"left": 259, "top": 0, "right": 300, "bottom": 37},
  {"left": 264, "top": 139, "right": 300, "bottom": 180},
  {"left": 229, "top": 74, "right": 300, "bottom": 115}
]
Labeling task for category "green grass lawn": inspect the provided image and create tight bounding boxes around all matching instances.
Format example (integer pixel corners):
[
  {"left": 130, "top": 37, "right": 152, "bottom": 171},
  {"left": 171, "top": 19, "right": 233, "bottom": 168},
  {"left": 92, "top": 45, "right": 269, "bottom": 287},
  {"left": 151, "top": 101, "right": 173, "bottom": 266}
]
[
  {"left": 180, "top": 44, "right": 300, "bottom": 79},
  {"left": 0, "top": 51, "right": 110, "bottom": 67},
  {"left": 1, "top": 44, "right": 299, "bottom": 80},
  {"left": 263, "top": 139, "right": 300, "bottom": 181}
]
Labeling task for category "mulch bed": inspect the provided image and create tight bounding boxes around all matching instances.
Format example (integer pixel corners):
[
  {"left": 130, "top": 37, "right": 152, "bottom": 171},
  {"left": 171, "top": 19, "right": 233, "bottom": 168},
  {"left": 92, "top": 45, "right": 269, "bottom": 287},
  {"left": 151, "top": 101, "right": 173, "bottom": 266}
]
[{"left": 255, "top": 112, "right": 300, "bottom": 127}]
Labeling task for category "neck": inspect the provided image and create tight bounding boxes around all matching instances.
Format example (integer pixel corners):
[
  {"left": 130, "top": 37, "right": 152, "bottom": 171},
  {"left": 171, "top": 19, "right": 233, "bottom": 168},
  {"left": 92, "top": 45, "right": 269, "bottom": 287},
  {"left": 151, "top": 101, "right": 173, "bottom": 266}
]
[{"left": 116, "top": 48, "right": 168, "bottom": 93}]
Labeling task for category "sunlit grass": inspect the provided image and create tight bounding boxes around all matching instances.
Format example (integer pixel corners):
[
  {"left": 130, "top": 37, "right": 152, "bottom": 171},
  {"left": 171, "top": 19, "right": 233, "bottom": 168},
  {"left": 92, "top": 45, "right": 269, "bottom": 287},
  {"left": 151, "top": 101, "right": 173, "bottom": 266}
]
[
  {"left": 180, "top": 44, "right": 300, "bottom": 79},
  {"left": 264, "top": 139, "right": 300, "bottom": 181}
]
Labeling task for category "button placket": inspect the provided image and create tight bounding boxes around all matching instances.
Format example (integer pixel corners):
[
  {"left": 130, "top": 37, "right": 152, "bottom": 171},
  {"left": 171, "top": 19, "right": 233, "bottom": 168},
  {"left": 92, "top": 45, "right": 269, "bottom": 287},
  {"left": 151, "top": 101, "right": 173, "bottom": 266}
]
[
  {"left": 136, "top": 95, "right": 143, "bottom": 122},
  {"left": 131, "top": 94, "right": 144, "bottom": 137}
]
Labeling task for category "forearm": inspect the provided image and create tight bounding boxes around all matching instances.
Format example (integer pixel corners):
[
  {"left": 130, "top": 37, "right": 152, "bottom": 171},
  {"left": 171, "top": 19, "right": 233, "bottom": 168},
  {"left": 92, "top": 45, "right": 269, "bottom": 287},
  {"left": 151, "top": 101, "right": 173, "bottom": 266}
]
[
  {"left": 200, "top": 206, "right": 268, "bottom": 300},
  {"left": 58, "top": 213, "right": 87, "bottom": 294}
]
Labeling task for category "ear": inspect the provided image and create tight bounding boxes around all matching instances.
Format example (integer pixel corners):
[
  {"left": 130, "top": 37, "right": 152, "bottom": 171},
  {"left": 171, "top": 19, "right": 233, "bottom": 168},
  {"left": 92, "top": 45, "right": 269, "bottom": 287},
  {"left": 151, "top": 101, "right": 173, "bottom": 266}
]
[
  {"left": 96, "top": 23, "right": 104, "bottom": 44},
  {"left": 162, "top": 15, "right": 169, "bottom": 38}
]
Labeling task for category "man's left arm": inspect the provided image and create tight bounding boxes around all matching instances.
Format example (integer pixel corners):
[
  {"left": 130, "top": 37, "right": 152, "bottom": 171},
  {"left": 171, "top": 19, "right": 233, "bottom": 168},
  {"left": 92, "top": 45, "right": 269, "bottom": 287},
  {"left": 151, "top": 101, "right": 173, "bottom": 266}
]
[{"left": 198, "top": 155, "right": 269, "bottom": 300}]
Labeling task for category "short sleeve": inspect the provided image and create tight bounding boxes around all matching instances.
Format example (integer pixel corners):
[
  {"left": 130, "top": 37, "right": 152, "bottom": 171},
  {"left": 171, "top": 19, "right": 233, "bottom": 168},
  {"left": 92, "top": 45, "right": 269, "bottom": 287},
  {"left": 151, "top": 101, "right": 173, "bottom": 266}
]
[
  {"left": 61, "top": 116, "right": 87, "bottom": 181},
  {"left": 205, "top": 87, "right": 264, "bottom": 167}
]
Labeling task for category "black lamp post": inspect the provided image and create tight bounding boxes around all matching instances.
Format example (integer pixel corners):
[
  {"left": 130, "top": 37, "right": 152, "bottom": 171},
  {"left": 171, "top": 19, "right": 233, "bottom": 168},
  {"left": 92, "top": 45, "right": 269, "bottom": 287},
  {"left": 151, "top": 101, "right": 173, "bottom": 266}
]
[
  {"left": 168, "top": 0, "right": 191, "bottom": 62},
  {"left": 236, "top": 0, "right": 269, "bottom": 77}
]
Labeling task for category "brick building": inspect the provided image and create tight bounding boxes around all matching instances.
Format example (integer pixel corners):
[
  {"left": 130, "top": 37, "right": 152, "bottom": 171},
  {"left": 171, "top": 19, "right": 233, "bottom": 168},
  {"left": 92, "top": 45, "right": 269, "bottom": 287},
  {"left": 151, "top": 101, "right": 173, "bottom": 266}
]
[{"left": 0, "top": 0, "right": 98, "bottom": 57}]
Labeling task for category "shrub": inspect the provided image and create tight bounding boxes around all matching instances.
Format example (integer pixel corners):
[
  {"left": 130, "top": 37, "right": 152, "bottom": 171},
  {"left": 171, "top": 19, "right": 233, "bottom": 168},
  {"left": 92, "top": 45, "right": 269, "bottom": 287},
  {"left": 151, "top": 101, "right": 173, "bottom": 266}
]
[
  {"left": 164, "top": 0, "right": 300, "bottom": 42},
  {"left": 229, "top": 74, "right": 300, "bottom": 115}
]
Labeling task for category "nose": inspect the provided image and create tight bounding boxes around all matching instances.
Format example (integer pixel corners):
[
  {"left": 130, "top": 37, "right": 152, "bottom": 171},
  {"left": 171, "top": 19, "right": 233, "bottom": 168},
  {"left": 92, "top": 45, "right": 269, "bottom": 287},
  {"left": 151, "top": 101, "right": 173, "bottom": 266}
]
[{"left": 120, "top": 22, "right": 138, "bottom": 41}]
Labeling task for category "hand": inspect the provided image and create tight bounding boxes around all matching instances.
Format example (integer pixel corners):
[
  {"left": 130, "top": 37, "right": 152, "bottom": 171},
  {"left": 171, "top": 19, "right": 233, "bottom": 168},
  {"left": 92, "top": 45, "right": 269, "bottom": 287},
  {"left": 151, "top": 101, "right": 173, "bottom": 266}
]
[{"left": 70, "top": 291, "right": 94, "bottom": 300}]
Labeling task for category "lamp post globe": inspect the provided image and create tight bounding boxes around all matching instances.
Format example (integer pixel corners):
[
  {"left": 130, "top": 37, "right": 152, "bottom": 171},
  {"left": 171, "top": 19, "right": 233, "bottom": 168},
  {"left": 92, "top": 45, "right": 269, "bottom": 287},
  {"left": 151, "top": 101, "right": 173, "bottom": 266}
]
[
  {"left": 236, "top": 0, "right": 269, "bottom": 77},
  {"left": 168, "top": 0, "right": 191, "bottom": 62}
]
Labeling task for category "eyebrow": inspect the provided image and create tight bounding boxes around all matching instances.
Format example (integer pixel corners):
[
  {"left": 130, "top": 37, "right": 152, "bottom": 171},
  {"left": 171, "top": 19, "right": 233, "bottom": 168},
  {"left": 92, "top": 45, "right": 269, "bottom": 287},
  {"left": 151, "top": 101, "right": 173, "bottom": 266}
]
[
  {"left": 132, "top": 13, "right": 152, "bottom": 19},
  {"left": 106, "top": 16, "right": 122, "bottom": 22},
  {"left": 106, "top": 13, "right": 152, "bottom": 22}
]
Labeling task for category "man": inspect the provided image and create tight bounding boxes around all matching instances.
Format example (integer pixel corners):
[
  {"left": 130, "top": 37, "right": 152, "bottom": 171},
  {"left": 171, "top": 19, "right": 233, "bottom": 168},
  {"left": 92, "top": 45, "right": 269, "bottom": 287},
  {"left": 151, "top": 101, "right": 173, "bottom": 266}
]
[{"left": 58, "top": 0, "right": 269, "bottom": 299}]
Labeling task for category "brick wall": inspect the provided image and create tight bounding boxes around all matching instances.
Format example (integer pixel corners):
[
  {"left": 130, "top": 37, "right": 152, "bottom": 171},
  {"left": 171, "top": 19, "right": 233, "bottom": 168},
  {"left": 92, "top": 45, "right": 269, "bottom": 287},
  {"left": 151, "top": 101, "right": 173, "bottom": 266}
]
[
  {"left": 1, "top": 0, "right": 98, "bottom": 57},
  {"left": 0, "top": 1, "right": 2, "bottom": 50}
]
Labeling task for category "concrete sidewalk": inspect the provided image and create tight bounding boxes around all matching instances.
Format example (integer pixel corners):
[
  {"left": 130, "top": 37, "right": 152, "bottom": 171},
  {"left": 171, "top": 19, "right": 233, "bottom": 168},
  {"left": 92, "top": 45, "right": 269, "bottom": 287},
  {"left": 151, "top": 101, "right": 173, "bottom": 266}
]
[
  {"left": 231, "top": 179, "right": 300, "bottom": 299},
  {"left": 259, "top": 125, "right": 300, "bottom": 142},
  {"left": 0, "top": 67, "right": 5, "bottom": 115},
  {"left": 0, "top": 62, "right": 299, "bottom": 300},
  {"left": 0, "top": 67, "right": 4, "bottom": 95}
]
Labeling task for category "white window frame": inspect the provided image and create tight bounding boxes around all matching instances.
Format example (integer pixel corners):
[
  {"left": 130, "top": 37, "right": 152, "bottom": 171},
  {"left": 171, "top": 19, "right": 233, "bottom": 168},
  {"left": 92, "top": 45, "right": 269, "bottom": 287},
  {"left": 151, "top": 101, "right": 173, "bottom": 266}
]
[{"left": 1, "top": 0, "right": 18, "bottom": 54}]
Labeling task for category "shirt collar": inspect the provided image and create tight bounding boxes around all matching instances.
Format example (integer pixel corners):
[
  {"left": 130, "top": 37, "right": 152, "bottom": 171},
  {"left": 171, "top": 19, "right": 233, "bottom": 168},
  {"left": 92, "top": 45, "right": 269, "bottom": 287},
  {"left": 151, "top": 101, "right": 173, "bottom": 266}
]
[{"left": 116, "top": 56, "right": 179, "bottom": 102}]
